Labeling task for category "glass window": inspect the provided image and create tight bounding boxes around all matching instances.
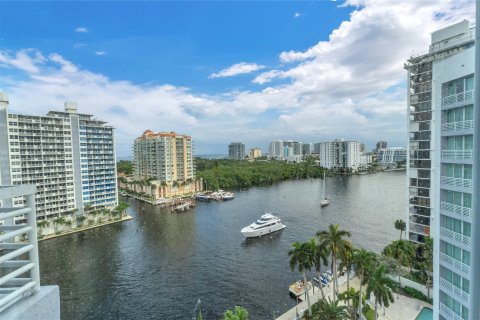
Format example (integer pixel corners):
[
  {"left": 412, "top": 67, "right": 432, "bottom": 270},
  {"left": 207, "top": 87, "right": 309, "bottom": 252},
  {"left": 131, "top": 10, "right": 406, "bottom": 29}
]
[
  {"left": 464, "top": 165, "right": 472, "bottom": 180},
  {"left": 453, "top": 245, "right": 461, "bottom": 260},
  {"left": 465, "top": 105, "right": 473, "bottom": 121},
  {"left": 462, "top": 250, "right": 470, "bottom": 266},
  {"left": 463, "top": 222, "right": 471, "bottom": 237},
  {"left": 465, "top": 76, "right": 474, "bottom": 91},
  {"left": 462, "top": 278, "right": 469, "bottom": 294},
  {"left": 462, "top": 306, "right": 470, "bottom": 320},
  {"left": 464, "top": 135, "right": 473, "bottom": 150},
  {"left": 454, "top": 164, "right": 462, "bottom": 178},
  {"left": 463, "top": 193, "right": 472, "bottom": 208}
]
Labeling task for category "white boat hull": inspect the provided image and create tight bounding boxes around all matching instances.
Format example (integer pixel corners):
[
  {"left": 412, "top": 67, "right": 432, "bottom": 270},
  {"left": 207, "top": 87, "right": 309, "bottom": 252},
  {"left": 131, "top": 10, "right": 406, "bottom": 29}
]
[
  {"left": 241, "top": 223, "right": 286, "bottom": 238},
  {"left": 320, "top": 199, "right": 330, "bottom": 207}
]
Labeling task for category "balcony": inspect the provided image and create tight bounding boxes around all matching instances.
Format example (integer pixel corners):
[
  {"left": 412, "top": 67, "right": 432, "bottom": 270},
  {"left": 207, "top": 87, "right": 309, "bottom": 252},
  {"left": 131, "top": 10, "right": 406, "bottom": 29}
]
[
  {"left": 409, "top": 223, "right": 430, "bottom": 236},
  {"left": 439, "top": 302, "right": 463, "bottom": 320},
  {"left": 442, "top": 90, "right": 474, "bottom": 107},
  {"left": 440, "top": 227, "right": 471, "bottom": 247},
  {"left": 440, "top": 252, "right": 470, "bottom": 276},
  {"left": 441, "top": 120, "right": 474, "bottom": 132},
  {"left": 439, "top": 278, "right": 469, "bottom": 304},
  {"left": 441, "top": 150, "right": 473, "bottom": 160},
  {"left": 441, "top": 202, "right": 472, "bottom": 220},
  {"left": 440, "top": 176, "right": 473, "bottom": 189}
]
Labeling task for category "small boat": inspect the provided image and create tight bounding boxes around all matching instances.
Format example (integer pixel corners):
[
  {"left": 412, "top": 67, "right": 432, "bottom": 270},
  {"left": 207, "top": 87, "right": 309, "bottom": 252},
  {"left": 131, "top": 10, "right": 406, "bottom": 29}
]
[
  {"left": 241, "top": 212, "right": 286, "bottom": 238},
  {"left": 195, "top": 193, "right": 210, "bottom": 202},
  {"left": 320, "top": 171, "right": 330, "bottom": 207},
  {"left": 221, "top": 191, "right": 235, "bottom": 201}
]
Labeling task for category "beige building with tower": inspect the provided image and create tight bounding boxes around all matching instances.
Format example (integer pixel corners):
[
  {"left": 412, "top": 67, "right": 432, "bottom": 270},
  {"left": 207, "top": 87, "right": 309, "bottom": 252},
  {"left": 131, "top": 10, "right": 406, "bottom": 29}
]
[
  {"left": 120, "top": 130, "right": 202, "bottom": 201},
  {"left": 249, "top": 147, "right": 262, "bottom": 159}
]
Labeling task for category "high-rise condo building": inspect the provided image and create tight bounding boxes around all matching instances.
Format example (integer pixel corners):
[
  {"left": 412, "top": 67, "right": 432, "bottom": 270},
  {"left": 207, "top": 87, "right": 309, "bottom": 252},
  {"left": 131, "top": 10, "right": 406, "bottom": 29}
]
[
  {"left": 249, "top": 147, "right": 262, "bottom": 159},
  {"left": 377, "top": 147, "right": 407, "bottom": 165},
  {"left": 228, "top": 142, "right": 245, "bottom": 160},
  {"left": 133, "top": 130, "right": 194, "bottom": 182},
  {"left": 406, "top": 19, "right": 477, "bottom": 319},
  {"left": 0, "top": 93, "right": 118, "bottom": 222},
  {"left": 318, "top": 139, "right": 366, "bottom": 172},
  {"left": 376, "top": 141, "right": 387, "bottom": 152},
  {"left": 302, "top": 143, "right": 313, "bottom": 155}
]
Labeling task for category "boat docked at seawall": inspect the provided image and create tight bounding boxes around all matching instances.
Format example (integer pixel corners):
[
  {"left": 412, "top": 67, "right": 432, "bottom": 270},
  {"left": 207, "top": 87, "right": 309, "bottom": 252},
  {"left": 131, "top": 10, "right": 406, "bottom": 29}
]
[{"left": 240, "top": 212, "right": 285, "bottom": 238}]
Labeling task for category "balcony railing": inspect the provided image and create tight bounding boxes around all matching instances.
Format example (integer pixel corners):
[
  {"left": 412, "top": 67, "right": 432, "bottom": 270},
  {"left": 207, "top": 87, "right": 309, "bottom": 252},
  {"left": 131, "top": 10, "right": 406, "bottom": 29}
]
[
  {"left": 442, "top": 90, "right": 474, "bottom": 107},
  {"left": 441, "top": 120, "right": 474, "bottom": 132},
  {"left": 440, "top": 176, "right": 473, "bottom": 189},
  {"left": 439, "top": 277, "right": 469, "bottom": 304},
  {"left": 440, "top": 252, "right": 470, "bottom": 276},
  {"left": 441, "top": 202, "right": 472, "bottom": 220},
  {"left": 441, "top": 150, "right": 473, "bottom": 160},
  {"left": 0, "top": 185, "right": 40, "bottom": 312},
  {"left": 439, "top": 302, "right": 463, "bottom": 320},
  {"left": 440, "top": 227, "right": 471, "bottom": 246}
]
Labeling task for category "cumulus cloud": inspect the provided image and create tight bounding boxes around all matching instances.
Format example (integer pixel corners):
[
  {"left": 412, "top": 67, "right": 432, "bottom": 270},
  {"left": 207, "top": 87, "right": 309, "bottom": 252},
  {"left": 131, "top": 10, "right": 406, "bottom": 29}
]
[
  {"left": 75, "top": 27, "right": 88, "bottom": 33},
  {"left": 0, "top": 0, "right": 475, "bottom": 154},
  {"left": 95, "top": 51, "right": 107, "bottom": 56},
  {"left": 209, "top": 62, "right": 265, "bottom": 79},
  {"left": 294, "top": 12, "right": 301, "bottom": 18}
]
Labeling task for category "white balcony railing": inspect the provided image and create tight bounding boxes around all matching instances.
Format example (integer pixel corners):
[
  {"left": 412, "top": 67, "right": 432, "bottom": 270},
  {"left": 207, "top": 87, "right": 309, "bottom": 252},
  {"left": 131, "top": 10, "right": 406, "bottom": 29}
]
[
  {"left": 439, "top": 278, "right": 469, "bottom": 304},
  {"left": 440, "top": 252, "right": 470, "bottom": 276},
  {"left": 439, "top": 302, "right": 463, "bottom": 320},
  {"left": 441, "top": 150, "right": 473, "bottom": 160},
  {"left": 440, "top": 176, "right": 473, "bottom": 189},
  {"left": 441, "top": 202, "right": 472, "bottom": 220},
  {"left": 442, "top": 90, "right": 474, "bottom": 107},
  {"left": 441, "top": 120, "right": 474, "bottom": 132},
  {"left": 0, "top": 185, "right": 40, "bottom": 313},
  {"left": 440, "top": 227, "right": 471, "bottom": 247}
]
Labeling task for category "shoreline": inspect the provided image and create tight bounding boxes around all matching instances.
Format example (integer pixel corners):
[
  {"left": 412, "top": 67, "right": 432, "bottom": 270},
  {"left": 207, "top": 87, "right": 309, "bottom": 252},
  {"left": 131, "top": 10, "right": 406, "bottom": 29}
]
[{"left": 38, "top": 215, "right": 133, "bottom": 242}]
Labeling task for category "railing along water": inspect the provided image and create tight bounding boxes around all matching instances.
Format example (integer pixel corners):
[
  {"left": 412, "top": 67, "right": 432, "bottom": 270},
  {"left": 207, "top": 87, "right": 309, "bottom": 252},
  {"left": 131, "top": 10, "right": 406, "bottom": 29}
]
[{"left": 0, "top": 185, "right": 40, "bottom": 313}]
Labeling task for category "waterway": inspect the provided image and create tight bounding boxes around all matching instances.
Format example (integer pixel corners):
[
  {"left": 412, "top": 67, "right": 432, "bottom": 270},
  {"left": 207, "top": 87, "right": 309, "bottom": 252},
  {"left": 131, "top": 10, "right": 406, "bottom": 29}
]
[{"left": 39, "top": 171, "right": 406, "bottom": 320}]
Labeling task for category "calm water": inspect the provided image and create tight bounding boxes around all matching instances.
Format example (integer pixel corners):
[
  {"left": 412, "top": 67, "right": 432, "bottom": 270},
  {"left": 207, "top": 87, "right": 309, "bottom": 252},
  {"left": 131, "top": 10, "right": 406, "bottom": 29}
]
[{"left": 39, "top": 171, "right": 406, "bottom": 320}]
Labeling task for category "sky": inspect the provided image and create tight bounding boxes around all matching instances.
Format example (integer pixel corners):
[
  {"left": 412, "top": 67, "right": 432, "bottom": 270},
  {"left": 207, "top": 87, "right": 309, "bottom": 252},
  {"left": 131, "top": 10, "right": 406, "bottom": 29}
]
[{"left": 0, "top": 0, "right": 476, "bottom": 157}]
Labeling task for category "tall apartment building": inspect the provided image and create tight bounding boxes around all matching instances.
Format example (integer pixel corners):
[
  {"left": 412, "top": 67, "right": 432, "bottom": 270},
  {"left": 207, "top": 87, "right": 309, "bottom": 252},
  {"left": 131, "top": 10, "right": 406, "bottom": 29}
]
[
  {"left": 406, "top": 20, "right": 477, "bottom": 320},
  {"left": 302, "top": 143, "right": 313, "bottom": 155},
  {"left": 376, "top": 141, "right": 387, "bottom": 152},
  {"left": 133, "top": 130, "right": 194, "bottom": 182},
  {"left": 228, "top": 142, "right": 245, "bottom": 160},
  {"left": 268, "top": 140, "right": 303, "bottom": 160},
  {"left": 319, "top": 139, "right": 364, "bottom": 172},
  {"left": 249, "top": 147, "right": 262, "bottom": 159},
  {"left": 377, "top": 147, "right": 407, "bottom": 164},
  {"left": 0, "top": 93, "right": 118, "bottom": 221},
  {"left": 269, "top": 140, "right": 284, "bottom": 158}
]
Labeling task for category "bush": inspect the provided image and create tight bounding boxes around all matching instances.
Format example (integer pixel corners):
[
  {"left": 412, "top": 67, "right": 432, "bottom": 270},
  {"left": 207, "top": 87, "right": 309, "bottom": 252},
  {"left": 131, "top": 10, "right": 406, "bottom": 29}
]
[
  {"left": 403, "top": 286, "right": 432, "bottom": 303},
  {"left": 363, "top": 304, "right": 375, "bottom": 320}
]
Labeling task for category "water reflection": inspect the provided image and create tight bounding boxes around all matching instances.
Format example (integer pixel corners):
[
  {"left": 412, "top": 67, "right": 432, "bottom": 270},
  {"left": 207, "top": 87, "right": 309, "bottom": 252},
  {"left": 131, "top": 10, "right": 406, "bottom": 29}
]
[{"left": 39, "top": 171, "right": 406, "bottom": 320}]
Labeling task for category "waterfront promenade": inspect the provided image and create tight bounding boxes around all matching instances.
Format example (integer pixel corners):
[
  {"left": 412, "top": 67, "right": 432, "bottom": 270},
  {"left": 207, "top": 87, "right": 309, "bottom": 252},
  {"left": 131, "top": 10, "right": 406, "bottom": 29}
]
[{"left": 275, "top": 274, "right": 432, "bottom": 320}]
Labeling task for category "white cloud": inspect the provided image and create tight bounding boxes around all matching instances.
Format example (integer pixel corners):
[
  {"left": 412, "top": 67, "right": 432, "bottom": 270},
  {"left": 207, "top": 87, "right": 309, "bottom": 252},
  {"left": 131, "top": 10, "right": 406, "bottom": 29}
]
[
  {"left": 294, "top": 12, "right": 301, "bottom": 18},
  {"left": 75, "top": 27, "right": 88, "bottom": 33},
  {"left": 209, "top": 62, "right": 265, "bottom": 79},
  {"left": 0, "top": 0, "right": 475, "bottom": 154},
  {"left": 95, "top": 51, "right": 107, "bottom": 56}
]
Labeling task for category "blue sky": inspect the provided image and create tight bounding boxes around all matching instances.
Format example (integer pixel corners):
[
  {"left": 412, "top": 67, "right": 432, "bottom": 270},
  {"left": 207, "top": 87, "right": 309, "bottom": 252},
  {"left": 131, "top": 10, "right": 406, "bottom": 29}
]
[{"left": 0, "top": 1, "right": 475, "bottom": 156}]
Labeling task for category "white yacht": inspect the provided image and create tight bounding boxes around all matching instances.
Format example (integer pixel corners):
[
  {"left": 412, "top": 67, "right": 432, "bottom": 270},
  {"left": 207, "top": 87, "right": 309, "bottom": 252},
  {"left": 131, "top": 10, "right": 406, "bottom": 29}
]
[{"left": 241, "top": 213, "right": 286, "bottom": 238}]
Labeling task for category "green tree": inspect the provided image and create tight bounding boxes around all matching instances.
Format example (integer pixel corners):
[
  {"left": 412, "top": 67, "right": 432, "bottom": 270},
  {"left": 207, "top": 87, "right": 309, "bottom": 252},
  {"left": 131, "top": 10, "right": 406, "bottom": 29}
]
[
  {"left": 352, "top": 248, "right": 376, "bottom": 318},
  {"left": 420, "top": 237, "right": 433, "bottom": 299},
  {"left": 383, "top": 239, "right": 415, "bottom": 270},
  {"left": 394, "top": 220, "right": 406, "bottom": 240},
  {"left": 338, "top": 245, "right": 354, "bottom": 307},
  {"left": 366, "top": 264, "right": 395, "bottom": 320},
  {"left": 223, "top": 306, "right": 248, "bottom": 320},
  {"left": 316, "top": 224, "right": 352, "bottom": 297},
  {"left": 338, "top": 287, "right": 364, "bottom": 311},
  {"left": 288, "top": 241, "right": 314, "bottom": 316},
  {"left": 309, "top": 238, "right": 328, "bottom": 300},
  {"left": 313, "top": 297, "right": 351, "bottom": 320}
]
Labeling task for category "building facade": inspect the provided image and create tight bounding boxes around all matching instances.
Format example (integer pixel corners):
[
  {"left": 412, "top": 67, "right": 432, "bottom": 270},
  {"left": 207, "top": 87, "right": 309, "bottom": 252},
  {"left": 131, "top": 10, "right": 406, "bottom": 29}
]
[
  {"left": 406, "top": 20, "right": 477, "bottom": 320},
  {"left": 228, "top": 142, "right": 245, "bottom": 160},
  {"left": 376, "top": 141, "right": 387, "bottom": 152},
  {"left": 318, "top": 139, "right": 366, "bottom": 172},
  {"left": 0, "top": 94, "right": 118, "bottom": 222},
  {"left": 377, "top": 147, "right": 407, "bottom": 165},
  {"left": 249, "top": 147, "right": 262, "bottom": 159},
  {"left": 133, "top": 130, "right": 194, "bottom": 182}
]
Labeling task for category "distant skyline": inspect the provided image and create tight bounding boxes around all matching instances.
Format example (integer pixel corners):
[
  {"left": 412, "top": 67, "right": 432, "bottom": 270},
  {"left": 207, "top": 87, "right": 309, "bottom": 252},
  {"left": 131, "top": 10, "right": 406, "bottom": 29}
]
[{"left": 0, "top": 0, "right": 475, "bottom": 157}]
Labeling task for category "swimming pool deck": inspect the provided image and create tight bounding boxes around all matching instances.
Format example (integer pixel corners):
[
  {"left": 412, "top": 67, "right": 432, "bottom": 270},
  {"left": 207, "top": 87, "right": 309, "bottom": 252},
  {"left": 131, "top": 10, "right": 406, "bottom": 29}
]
[{"left": 275, "top": 275, "right": 432, "bottom": 320}]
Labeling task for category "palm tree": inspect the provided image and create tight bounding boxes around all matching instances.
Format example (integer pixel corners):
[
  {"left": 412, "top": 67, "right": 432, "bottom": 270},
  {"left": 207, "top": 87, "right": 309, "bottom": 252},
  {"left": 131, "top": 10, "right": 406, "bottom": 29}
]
[
  {"left": 289, "top": 241, "right": 314, "bottom": 316},
  {"left": 309, "top": 238, "right": 328, "bottom": 300},
  {"left": 317, "top": 224, "right": 352, "bottom": 297},
  {"left": 338, "top": 246, "right": 354, "bottom": 307},
  {"left": 421, "top": 237, "right": 433, "bottom": 299},
  {"left": 223, "top": 306, "right": 248, "bottom": 320},
  {"left": 339, "top": 288, "right": 364, "bottom": 311},
  {"left": 394, "top": 220, "right": 406, "bottom": 240},
  {"left": 313, "top": 297, "right": 351, "bottom": 320},
  {"left": 366, "top": 264, "right": 395, "bottom": 320},
  {"left": 352, "top": 248, "right": 375, "bottom": 318},
  {"left": 383, "top": 239, "right": 415, "bottom": 271}
]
